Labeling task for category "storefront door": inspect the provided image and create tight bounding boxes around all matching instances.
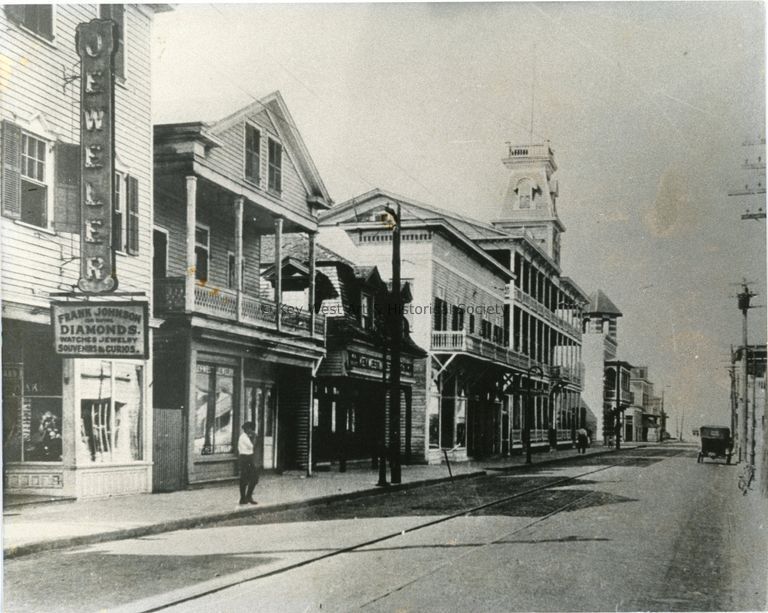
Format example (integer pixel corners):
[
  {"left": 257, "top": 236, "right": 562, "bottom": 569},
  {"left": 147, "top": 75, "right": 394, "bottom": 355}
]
[{"left": 245, "top": 381, "right": 276, "bottom": 470}]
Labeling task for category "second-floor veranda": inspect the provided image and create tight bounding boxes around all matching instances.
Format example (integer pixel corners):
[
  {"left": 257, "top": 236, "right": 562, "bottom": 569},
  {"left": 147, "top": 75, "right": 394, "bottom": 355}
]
[
  {"left": 431, "top": 329, "right": 584, "bottom": 388},
  {"left": 153, "top": 169, "right": 325, "bottom": 340}
]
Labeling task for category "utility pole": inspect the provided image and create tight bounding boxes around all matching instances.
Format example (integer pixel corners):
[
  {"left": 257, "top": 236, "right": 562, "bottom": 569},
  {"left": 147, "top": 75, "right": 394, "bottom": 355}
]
[
  {"left": 737, "top": 282, "right": 756, "bottom": 464},
  {"left": 615, "top": 367, "right": 622, "bottom": 451},
  {"left": 728, "top": 137, "right": 766, "bottom": 220},
  {"left": 387, "top": 202, "right": 402, "bottom": 484}
]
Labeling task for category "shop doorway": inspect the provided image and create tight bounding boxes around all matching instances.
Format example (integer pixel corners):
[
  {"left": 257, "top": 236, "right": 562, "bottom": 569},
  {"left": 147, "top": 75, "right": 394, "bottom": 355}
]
[
  {"left": 153, "top": 408, "right": 184, "bottom": 491},
  {"left": 245, "top": 381, "right": 276, "bottom": 470}
]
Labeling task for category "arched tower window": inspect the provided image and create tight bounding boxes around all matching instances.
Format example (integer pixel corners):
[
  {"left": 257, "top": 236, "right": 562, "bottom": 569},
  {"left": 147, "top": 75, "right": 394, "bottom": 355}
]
[{"left": 516, "top": 178, "right": 533, "bottom": 209}]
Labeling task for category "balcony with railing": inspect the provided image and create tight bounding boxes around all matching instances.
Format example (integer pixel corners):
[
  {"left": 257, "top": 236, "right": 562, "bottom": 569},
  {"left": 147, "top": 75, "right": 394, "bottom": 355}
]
[
  {"left": 431, "top": 330, "right": 547, "bottom": 372},
  {"left": 604, "top": 388, "right": 635, "bottom": 405},
  {"left": 512, "top": 287, "right": 581, "bottom": 338},
  {"left": 551, "top": 363, "right": 585, "bottom": 388},
  {"left": 155, "top": 277, "right": 325, "bottom": 338}
]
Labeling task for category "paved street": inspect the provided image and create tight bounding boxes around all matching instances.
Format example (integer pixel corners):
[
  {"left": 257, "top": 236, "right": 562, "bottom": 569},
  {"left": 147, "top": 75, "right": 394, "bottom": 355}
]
[{"left": 4, "top": 444, "right": 766, "bottom": 612}]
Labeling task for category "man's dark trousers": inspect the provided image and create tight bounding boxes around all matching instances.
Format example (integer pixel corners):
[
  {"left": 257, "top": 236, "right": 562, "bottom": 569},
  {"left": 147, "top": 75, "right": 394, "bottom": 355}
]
[{"left": 239, "top": 454, "right": 258, "bottom": 502}]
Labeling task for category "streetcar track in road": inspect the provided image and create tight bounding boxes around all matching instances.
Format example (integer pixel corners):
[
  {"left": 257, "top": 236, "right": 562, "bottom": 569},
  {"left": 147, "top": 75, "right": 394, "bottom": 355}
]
[
  {"left": 359, "top": 488, "right": 603, "bottom": 609},
  {"left": 138, "top": 447, "right": 686, "bottom": 613}
]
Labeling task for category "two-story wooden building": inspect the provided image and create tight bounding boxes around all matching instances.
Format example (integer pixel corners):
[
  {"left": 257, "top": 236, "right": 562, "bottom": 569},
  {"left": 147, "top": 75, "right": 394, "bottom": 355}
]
[
  {"left": 152, "top": 93, "right": 331, "bottom": 489},
  {"left": 1, "top": 4, "right": 170, "bottom": 499}
]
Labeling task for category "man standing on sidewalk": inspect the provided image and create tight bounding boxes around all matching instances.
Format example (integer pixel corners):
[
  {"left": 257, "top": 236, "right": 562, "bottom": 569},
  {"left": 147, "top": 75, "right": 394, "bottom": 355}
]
[{"left": 238, "top": 421, "right": 259, "bottom": 505}]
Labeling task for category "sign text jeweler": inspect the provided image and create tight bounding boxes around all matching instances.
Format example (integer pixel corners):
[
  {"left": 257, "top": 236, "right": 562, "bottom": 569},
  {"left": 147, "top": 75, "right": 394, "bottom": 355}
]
[
  {"left": 76, "top": 19, "right": 118, "bottom": 293},
  {"left": 52, "top": 302, "right": 148, "bottom": 359}
]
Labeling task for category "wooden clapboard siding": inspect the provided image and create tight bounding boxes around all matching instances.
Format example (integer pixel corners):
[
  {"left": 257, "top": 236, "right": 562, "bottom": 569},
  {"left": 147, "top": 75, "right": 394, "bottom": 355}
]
[
  {"left": 205, "top": 110, "right": 315, "bottom": 223},
  {"left": 1, "top": 5, "right": 155, "bottom": 307}
]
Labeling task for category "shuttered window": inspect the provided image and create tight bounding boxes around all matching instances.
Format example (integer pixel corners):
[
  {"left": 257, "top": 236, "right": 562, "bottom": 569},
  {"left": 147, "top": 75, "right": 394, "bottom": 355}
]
[
  {"left": 2, "top": 122, "right": 53, "bottom": 228},
  {"left": 126, "top": 175, "right": 139, "bottom": 254},
  {"left": 268, "top": 138, "right": 282, "bottom": 193},
  {"left": 5, "top": 5, "right": 53, "bottom": 40},
  {"left": 99, "top": 4, "right": 125, "bottom": 80}
]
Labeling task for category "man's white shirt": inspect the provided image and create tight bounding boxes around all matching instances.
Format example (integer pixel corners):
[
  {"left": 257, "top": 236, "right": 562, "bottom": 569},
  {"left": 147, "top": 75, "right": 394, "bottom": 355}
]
[{"left": 238, "top": 431, "right": 254, "bottom": 455}]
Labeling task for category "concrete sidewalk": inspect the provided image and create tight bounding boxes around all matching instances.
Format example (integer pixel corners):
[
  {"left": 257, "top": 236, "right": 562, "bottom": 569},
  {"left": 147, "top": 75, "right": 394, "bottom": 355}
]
[{"left": 2, "top": 444, "right": 629, "bottom": 559}]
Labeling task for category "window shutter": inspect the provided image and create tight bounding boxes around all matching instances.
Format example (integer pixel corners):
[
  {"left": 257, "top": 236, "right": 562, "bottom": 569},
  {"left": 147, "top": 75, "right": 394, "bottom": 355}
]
[
  {"left": 54, "top": 142, "right": 81, "bottom": 233},
  {"left": 1, "top": 120, "right": 22, "bottom": 220},
  {"left": 126, "top": 175, "right": 139, "bottom": 255}
]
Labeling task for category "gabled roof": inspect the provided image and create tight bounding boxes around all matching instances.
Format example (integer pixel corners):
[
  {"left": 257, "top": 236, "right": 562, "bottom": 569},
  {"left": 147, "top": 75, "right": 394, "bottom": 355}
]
[
  {"left": 585, "top": 289, "right": 623, "bottom": 317},
  {"left": 156, "top": 91, "right": 332, "bottom": 208},
  {"left": 210, "top": 91, "right": 331, "bottom": 207},
  {"left": 320, "top": 188, "right": 514, "bottom": 281},
  {"left": 320, "top": 188, "right": 508, "bottom": 240}
]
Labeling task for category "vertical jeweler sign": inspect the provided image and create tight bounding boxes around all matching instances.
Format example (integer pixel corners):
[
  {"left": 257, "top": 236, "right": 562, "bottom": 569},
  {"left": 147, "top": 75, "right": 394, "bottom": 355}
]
[{"left": 76, "top": 19, "right": 118, "bottom": 293}]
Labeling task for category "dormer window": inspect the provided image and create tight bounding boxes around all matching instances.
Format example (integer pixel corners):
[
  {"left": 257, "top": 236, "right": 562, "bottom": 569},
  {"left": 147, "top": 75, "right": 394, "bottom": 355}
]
[
  {"left": 268, "top": 137, "right": 282, "bottom": 193},
  {"left": 245, "top": 124, "right": 261, "bottom": 185},
  {"left": 360, "top": 292, "right": 373, "bottom": 330}
]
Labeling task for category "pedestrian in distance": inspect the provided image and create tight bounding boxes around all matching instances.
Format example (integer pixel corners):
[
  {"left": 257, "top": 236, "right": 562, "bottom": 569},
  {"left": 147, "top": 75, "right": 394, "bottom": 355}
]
[
  {"left": 238, "top": 421, "right": 259, "bottom": 505},
  {"left": 577, "top": 427, "right": 589, "bottom": 454}
]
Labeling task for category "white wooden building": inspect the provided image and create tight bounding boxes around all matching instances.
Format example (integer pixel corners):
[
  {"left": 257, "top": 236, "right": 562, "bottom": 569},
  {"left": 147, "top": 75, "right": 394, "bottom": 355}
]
[{"left": 1, "top": 4, "right": 170, "bottom": 498}]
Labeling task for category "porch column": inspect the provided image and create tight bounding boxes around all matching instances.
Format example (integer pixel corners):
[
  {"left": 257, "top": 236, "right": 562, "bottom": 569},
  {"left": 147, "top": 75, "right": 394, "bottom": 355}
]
[
  {"left": 234, "top": 196, "right": 244, "bottom": 321},
  {"left": 185, "top": 176, "right": 197, "bottom": 313},
  {"left": 274, "top": 217, "right": 283, "bottom": 332},
  {"left": 308, "top": 231, "right": 317, "bottom": 338}
]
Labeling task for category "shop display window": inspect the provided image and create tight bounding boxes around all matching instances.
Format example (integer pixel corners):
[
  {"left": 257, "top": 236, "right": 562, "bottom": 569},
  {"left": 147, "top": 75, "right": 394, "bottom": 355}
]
[
  {"left": 79, "top": 360, "right": 144, "bottom": 463},
  {"left": 2, "top": 322, "right": 63, "bottom": 463},
  {"left": 455, "top": 396, "right": 467, "bottom": 447},
  {"left": 195, "top": 364, "right": 236, "bottom": 455}
]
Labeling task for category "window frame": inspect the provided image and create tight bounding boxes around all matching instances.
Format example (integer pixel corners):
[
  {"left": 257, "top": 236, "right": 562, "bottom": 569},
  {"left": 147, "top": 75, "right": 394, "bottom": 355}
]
[
  {"left": 195, "top": 223, "right": 211, "bottom": 283},
  {"left": 360, "top": 291, "right": 374, "bottom": 330},
  {"left": 19, "top": 130, "right": 53, "bottom": 230},
  {"left": 244, "top": 123, "right": 262, "bottom": 186},
  {"left": 6, "top": 5, "right": 55, "bottom": 42},
  {"left": 153, "top": 226, "right": 169, "bottom": 279},
  {"left": 113, "top": 170, "right": 127, "bottom": 253},
  {"left": 267, "top": 137, "right": 282, "bottom": 194},
  {"left": 77, "top": 359, "right": 145, "bottom": 464}
]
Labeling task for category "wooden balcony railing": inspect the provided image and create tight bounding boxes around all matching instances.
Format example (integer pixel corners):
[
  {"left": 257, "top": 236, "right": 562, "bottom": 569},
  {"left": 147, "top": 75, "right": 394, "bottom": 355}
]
[
  {"left": 431, "top": 330, "right": 544, "bottom": 372},
  {"left": 155, "top": 277, "right": 324, "bottom": 339},
  {"left": 512, "top": 286, "right": 581, "bottom": 338}
]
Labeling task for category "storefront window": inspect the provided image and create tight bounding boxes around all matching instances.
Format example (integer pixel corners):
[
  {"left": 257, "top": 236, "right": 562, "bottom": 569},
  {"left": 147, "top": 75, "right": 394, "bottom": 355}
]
[
  {"left": 428, "top": 393, "right": 440, "bottom": 448},
  {"left": 79, "top": 360, "right": 143, "bottom": 463},
  {"left": 195, "top": 364, "right": 236, "bottom": 455},
  {"left": 2, "top": 322, "right": 63, "bottom": 463}
]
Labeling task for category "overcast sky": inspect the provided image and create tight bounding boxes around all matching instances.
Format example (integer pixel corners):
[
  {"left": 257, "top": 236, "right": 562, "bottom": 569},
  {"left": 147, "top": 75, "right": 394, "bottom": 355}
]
[{"left": 152, "top": 2, "right": 766, "bottom": 429}]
